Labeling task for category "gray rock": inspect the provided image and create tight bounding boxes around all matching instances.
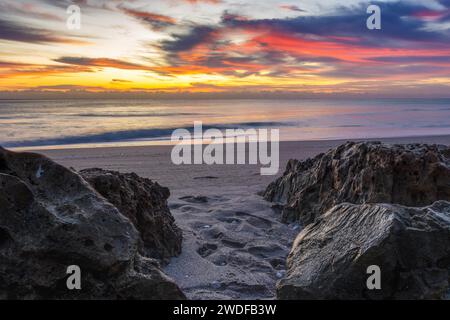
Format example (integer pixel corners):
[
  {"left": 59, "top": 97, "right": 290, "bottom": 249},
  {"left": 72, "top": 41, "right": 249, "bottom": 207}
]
[
  {"left": 278, "top": 201, "right": 450, "bottom": 300},
  {"left": 80, "top": 168, "right": 182, "bottom": 263},
  {"left": 0, "top": 147, "right": 185, "bottom": 299},
  {"left": 265, "top": 142, "right": 450, "bottom": 224}
]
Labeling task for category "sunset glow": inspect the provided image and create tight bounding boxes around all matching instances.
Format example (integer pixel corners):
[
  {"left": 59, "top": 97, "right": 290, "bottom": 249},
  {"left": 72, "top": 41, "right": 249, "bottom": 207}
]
[{"left": 1, "top": 0, "right": 450, "bottom": 98}]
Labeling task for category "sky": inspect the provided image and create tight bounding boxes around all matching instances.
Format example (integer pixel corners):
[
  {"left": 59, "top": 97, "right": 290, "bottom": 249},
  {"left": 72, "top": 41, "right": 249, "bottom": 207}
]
[{"left": 1, "top": 0, "right": 450, "bottom": 98}]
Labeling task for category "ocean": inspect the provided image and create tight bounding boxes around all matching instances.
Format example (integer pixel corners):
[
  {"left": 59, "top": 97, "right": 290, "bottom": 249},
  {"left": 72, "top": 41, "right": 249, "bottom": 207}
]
[{"left": 1, "top": 98, "right": 450, "bottom": 149}]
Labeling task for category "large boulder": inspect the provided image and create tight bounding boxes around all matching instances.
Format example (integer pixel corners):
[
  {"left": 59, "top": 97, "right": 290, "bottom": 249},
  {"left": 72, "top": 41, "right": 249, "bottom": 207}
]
[
  {"left": 0, "top": 147, "right": 185, "bottom": 299},
  {"left": 80, "top": 168, "right": 182, "bottom": 263},
  {"left": 278, "top": 201, "right": 450, "bottom": 300},
  {"left": 264, "top": 142, "right": 450, "bottom": 225}
]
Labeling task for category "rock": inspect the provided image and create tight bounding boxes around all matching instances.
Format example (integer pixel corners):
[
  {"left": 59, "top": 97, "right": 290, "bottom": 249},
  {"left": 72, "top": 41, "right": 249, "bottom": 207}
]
[
  {"left": 264, "top": 142, "right": 450, "bottom": 224},
  {"left": 80, "top": 168, "right": 182, "bottom": 263},
  {"left": 278, "top": 201, "right": 450, "bottom": 300},
  {"left": 0, "top": 147, "right": 185, "bottom": 299}
]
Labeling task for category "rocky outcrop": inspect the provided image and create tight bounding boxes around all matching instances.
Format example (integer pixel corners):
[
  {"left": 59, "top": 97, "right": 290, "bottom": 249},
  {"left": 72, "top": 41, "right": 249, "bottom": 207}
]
[
  {"left": 264, "top": 142, "right": 450, "bottom": 225},
  {"left": 80, "top": 168, "right": 182, "bottom": 263},
  {"left": 278, "top": 201, "right": 450, "bottom": 300},
  {"left": 0, "top": 147, "right": 185, "bottom": 299},
  {"left": 266, "top": 142, "right": 450, "bottom": 299}
]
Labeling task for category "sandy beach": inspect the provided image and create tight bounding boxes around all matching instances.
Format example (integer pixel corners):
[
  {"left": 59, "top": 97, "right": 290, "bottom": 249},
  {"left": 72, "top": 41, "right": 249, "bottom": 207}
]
[{"left": 33, "top": 135, "right": 450, "bottom": 300}]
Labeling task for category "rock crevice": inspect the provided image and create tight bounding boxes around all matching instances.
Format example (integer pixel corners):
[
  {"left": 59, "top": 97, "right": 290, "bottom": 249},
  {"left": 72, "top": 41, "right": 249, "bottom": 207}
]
[{"left": 80, "top": 168, "right": 182, "bottom": 263}]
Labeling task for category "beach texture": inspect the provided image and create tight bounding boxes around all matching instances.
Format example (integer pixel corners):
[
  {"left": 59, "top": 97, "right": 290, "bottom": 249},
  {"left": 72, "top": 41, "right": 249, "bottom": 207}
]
[{"left": 27, "top": 135, "right": 450, "bottom": 300}]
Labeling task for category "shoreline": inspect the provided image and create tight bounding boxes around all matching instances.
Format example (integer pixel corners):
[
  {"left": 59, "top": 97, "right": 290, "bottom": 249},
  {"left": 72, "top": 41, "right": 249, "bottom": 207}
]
[{"left": 10, "top": 133, "right": 450, "bottom": 153}]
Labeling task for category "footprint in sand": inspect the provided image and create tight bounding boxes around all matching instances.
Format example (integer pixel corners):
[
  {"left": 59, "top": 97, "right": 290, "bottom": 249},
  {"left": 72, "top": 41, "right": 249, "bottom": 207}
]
[
  {"left": 179, "top": 205, "right": 201, "bottom": 213},
  {"left": 210, "top": 254, "right": 228, "bottom": 267},
  {"left": 221, "top": 238, "right": 246, "bottom": 249},
  {"left": 197, "top": 243, "right": 218, "bottom": 258},
  {"left": 247, "top": 244, "right": 285, "bottom": 258},
  {"left": 179, "top": 195, "right": 209, "bottom": 204},
  {"left": 197, "top": 244, "right": 229, "bottom": 267},
  {"left": 216, "top": 216, "right": 242, "bottom": 224},
  {"left": 168, "top": 202, "right": 184, "bottom": 210},
  {"left": 234, "top": 211, "right": 273, "bottom": 229},
  {"left": 201, "top": 226, "right": 224, "bottom": 240},
  {"left": 193, "top": 176, "right": 219, "bottom": 180}
]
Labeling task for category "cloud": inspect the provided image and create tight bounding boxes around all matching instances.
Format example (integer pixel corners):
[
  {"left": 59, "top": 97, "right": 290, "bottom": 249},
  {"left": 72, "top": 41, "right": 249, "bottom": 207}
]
[
  {"left": 151, "top": 1, "right": 450, "bottom": 82},
  {"left": 220, "top": 2, "right": 450, "bottom": 44},
  {"left": 112, "top": 79, "right": 133, "bottom": 83},
  {"left": 160, "top": 26, "right": 217, "bottom": 52},
  {"left": 54, "top": 57, "right": 149, "bottom": 70},
  {"left": 120, "top": 7, "right": 176, "bottom": 30},
  {"left": 0, "top": 61, "right": 31, "bottom": 68},
  {"left": 167, "top": 1, "right": 450, "bottom": 54},
  {"left": 279, "top": 5, "right": 306, "bottom": 13},
  {"left": 0, "top": 60, "right": 93, "bottom": 78},
  {"left": 0, "top": 18, "right": 87, "bottom": 44},
  {"left": 369, "top": 56, "right": 450, "bottom": 64},
  {"left": 33, "top": 84, "right": 107, "bottom": 91},
  {"left": 175, "top": 0, "right": 223, "bottom": 4},
  {"left": 2, "top": 0, "right": 450, "bottom": 97},
  {"left": 0, "top": 1, "right": 63, "bottom": 21}
]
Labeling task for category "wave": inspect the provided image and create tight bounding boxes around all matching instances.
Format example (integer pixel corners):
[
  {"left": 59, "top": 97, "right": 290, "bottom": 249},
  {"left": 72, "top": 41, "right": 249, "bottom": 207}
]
[
  {"left": 1, "top": 121, "right": 291, "bottom": 148},
  {"left": 76, "top": 112, "right": 201, "bottom": 118}
]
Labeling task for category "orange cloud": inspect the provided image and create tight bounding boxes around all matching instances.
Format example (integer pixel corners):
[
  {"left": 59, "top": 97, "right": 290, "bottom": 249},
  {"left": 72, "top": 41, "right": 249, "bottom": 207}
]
[
  {"left": 0, "top": 60, "right": 92, "bottom": 78},
  {"left": 53, "top": 57, "right": 149, "bottom": 70},
  {"left": 121, "top": 7, "right": 176, "bottom": 25}
]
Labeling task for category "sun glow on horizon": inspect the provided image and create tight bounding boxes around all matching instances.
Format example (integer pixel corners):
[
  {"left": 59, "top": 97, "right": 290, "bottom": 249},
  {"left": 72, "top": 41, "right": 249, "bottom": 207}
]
[{"left": 1, "top": 0, "right": 450, "bottom": 98}]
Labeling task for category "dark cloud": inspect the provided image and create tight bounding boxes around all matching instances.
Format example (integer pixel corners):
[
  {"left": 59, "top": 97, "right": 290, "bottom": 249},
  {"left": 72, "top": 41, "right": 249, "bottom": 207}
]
[
  {"left": 0, "top": 18, "right": 75, "bottom": 44},
  {"left": 221, "top": 1, "right": 450, "bottom": 45},
  {"left": 370, "top": 56, "right": 450, "bottom": 63},
  {"left": 152, "top": 1, "right": 450, "bottom": 81},
  {"left": 158, "top": 0, "right": 450, "bottom": 64},
  {"left": 160, "top": 26, "right": 216, "bottom": 52}
]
